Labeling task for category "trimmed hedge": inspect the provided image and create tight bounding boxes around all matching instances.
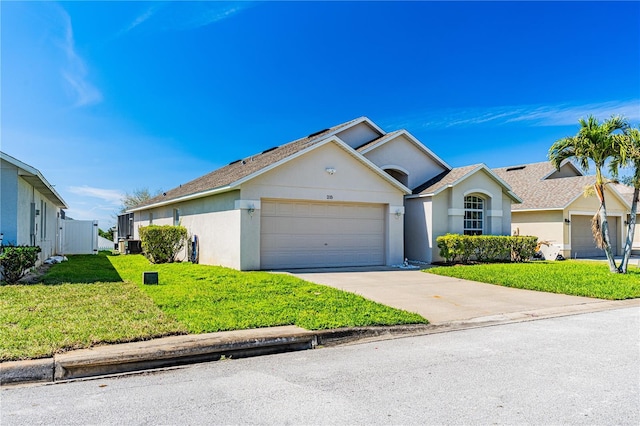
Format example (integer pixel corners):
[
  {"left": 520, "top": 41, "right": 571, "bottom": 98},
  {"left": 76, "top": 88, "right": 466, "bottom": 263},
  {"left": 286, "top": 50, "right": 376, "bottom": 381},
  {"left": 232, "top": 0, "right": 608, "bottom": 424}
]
[
  {"left": 0, "top": 245, "right": 41, "bottom": 284},
  {"left": 436, "top": 234, "right": 537, "bottom": 264},
  {"left": 139, "top": 225, "right": 188, "bottom": 264}
]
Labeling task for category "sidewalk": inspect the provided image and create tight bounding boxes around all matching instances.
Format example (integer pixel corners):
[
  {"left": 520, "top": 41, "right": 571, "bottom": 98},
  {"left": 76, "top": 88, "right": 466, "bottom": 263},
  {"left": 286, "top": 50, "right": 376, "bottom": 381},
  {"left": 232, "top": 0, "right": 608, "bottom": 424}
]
[{"left": 2, "top": 298, "right": 637, "bottom": 386}]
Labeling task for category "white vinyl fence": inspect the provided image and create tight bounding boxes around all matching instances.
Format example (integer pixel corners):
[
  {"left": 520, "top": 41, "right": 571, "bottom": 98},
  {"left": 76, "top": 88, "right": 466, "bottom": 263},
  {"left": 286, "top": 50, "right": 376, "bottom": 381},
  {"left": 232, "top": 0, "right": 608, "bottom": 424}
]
[{"left": 59, "top": 219, "right": 98, "bottom": 255}]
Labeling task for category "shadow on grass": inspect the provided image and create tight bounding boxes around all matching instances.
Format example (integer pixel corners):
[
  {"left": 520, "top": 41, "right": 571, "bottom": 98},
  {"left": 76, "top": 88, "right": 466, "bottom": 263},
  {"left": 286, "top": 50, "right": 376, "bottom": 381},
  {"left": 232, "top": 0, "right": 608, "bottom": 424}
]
[{"left": 39, "top": 254, "right": 123, "bottom": 284}]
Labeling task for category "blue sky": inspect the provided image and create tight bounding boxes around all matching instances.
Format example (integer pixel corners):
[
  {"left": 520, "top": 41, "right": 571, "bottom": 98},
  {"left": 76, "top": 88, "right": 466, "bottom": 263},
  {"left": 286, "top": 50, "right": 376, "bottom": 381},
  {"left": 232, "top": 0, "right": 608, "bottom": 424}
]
[{"left": 2, "top": 1, "right": 639, "bottom": 228}]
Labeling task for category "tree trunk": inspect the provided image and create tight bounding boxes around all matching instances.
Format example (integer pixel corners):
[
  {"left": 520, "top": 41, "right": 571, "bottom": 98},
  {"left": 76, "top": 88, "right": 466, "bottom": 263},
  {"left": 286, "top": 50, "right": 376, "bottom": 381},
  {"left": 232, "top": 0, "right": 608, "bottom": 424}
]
[
  {"left": 596, "top": 184, "right": 619, "bottom": 273},
  {"left": 619, "top": 186, "right": 638, "bottom": 274}
]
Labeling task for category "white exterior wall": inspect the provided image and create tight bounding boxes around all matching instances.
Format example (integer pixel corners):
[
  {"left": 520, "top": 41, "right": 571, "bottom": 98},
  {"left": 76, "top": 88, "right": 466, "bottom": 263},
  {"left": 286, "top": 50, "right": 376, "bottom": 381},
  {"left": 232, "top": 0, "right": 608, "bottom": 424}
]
[
  {"left": 15, "top": 177, "right": 60, "bottom": 262},
  {"left": 362, "top": 134, "right": 447, "bottom": 190}
]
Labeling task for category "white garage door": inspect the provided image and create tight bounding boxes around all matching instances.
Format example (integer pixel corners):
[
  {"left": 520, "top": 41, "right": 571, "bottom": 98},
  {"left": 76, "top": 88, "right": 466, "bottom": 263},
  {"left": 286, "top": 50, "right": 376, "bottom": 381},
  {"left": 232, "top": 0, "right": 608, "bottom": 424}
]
[
  {"left": 260, "top": 200, "right": 385, "bottom": 269},
  {"left": 571, "top": 215, "right": 618, "bottom": 258}
]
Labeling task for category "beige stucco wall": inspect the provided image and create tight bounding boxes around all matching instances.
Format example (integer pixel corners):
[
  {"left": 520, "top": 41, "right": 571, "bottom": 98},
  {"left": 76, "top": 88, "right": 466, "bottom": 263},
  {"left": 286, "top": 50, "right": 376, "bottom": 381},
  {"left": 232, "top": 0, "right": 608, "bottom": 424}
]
[
  {"left": 133, "top": 190, "right": 243, "bottom": 267},
  {"left": 510, "top": 190, "right": 636, "bottom": 258},
  {"left": 133, "top": 142, "right": 406, "bottom": 270},
  {"left": 404, "top": 170, "right": 515, "bottom": 263},
  {"left": 512, "top": 210, "right": 564, "bottom": 247},
  {"left": 335, "top": 122, "right": 381, "bottom": 149},
  {"left": 242, "top": 142, "right": 406, "bottom": 267},
  {"left": 362, "top": 134, "right": 447, "bottom": 190}
]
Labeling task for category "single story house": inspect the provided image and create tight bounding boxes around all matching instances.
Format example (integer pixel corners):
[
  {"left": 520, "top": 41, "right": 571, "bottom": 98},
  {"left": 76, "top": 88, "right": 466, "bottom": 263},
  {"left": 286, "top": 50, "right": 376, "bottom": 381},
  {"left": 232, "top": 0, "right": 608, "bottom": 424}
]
[
  {"left": 129, "top": 117, "right": 520, "bottom": 269},
  {"left": 0, "top": 151, "right": 68, "bottom": 264},
  {"left": 493, "top": 161, "right": 640, "bottom": 258}
]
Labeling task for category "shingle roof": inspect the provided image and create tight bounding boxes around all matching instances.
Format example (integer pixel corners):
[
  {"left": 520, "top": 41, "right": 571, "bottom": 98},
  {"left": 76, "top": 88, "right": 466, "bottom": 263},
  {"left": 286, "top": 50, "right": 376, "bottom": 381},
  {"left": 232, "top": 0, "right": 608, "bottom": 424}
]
[
  {"left": 493, "top": 161, "right": 599, "bottom": 210},
  {"left": 412, "top": 164, "right": 485, "bottom": 195},
  {"left": 133, "top": 117, "right": 368, "bottom": 209}
]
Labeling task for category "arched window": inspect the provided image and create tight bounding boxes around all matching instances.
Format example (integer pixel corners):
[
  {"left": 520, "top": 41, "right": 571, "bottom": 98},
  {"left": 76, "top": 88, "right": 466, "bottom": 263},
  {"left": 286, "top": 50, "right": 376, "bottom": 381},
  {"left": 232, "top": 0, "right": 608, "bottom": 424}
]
[{"left": 464, "top": 195, "right": 484, "bottom": 235}]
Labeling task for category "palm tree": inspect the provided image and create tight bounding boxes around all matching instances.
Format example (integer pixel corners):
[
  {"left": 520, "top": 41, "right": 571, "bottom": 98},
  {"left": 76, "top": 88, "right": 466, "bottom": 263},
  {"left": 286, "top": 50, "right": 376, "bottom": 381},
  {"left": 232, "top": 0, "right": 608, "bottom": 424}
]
[
  {"left": 611, "top": 126, "right": 639, "bottom": 273},
  {"left": 548, "top": 115, "right": 629, "bottom": 273}
]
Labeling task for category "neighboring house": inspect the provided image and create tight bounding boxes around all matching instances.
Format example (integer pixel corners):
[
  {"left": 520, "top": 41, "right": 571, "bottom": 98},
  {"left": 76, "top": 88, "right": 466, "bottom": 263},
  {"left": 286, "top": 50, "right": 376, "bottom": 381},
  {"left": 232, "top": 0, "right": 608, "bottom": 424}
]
[
  {"left": 493, "top": 161, "right": 640, "bottom": 258},
  {"left": 0, "top": 151, "right": 68, "bottom": 264},
  {"left": 129, "top": 117, "right": 519, "bottom": 269}
]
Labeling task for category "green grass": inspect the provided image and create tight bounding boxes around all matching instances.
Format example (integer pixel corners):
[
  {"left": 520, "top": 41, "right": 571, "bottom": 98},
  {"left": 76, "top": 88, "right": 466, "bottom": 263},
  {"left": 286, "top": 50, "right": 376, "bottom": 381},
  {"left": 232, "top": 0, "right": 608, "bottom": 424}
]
[
  {"left": 0, "top": 280, "right": 185, "bottom": 361},
  {"left": 0, "top": 253, "right": 427, "bottom": 361},
  {"left": 428, "top": 261, "right": 640, "bottom": 300},
  {"left": 108, "top": 255, "right": 427, "bottom": 333}
]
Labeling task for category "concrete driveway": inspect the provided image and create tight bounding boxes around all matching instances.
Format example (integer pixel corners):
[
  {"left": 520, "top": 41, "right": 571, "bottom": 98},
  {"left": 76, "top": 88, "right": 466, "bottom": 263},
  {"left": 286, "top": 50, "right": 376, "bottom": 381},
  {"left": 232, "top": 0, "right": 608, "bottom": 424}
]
[{"left": 288, "top": 267, "right": 608, "bottom": 325}]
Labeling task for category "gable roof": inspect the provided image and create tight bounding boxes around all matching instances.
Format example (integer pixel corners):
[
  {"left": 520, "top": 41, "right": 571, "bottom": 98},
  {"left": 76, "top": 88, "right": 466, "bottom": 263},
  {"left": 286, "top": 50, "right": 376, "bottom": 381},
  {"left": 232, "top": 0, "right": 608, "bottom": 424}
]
[
  {"left": 131, "top": 118, "right": 367, "bottom": 210},
  {"left": 130, "top": 120, "right": 412, "bottom": 212},
  {"left": 0, "top": 151, "right": 68, "bottom": 208},
  {"left": 356, "top": 129, "right": 451, "bottom": 171},
  {"left": 493, "top": 161, "right": 631, "bottom": 211},
  {"left": 410, "top": 163, "right": 522, "bottom": 202}
]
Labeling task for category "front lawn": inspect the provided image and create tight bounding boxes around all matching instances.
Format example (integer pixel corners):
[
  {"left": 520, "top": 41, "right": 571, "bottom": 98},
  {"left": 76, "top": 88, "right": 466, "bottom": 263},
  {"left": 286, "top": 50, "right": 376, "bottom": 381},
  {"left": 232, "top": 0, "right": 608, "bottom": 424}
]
[
  {"left": 108, "top": 255, "right": 427, "bottom": 333},
  {"left": 428, "top": 261, "right": 640, "bottom": 300},
  {"left": 0, "top": 253, "right": 427, "bottom": 361}
]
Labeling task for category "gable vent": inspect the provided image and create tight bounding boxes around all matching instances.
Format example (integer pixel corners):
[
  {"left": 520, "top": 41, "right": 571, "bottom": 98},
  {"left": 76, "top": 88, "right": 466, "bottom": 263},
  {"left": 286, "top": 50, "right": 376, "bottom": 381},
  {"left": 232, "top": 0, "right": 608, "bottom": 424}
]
[{"left": 506, "top": 166, "right": 526, "bottom": 172}]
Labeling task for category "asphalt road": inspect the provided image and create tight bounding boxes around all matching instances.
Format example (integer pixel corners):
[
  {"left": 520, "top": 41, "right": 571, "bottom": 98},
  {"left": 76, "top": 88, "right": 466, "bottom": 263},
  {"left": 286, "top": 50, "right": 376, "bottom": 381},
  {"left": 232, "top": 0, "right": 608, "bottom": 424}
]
[{"left": 2, "top": 307, "right": 638, "bottom": 425}]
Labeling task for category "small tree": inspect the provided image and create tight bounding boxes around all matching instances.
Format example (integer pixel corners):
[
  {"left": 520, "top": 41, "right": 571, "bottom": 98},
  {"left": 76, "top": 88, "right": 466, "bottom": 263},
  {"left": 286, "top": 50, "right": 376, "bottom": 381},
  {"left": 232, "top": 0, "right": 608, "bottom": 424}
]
[
  {"left": 548, "top": 115, "right": 629, "bottom": 273},
  {"left": 120, "top": 188, "right": 163, "bottom": 213},
  {"left": 0, "top": 245, "right": 41, "bottom": 284},
  {"left": 98, "top": 227, "right": 115, "bottom": 241},
  {"left": 138, "top": 225, "right": 187, "bottom": 264}
]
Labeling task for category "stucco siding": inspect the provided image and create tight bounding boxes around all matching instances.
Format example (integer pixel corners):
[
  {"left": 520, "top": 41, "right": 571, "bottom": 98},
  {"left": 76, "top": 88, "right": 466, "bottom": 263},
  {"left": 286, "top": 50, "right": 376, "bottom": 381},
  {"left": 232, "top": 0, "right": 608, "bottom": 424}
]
[
  {"left": 133, "top": 190, "right": 243, "bottom": 268},
  {"left": 502, "top": 197, "right": 512, "bottom": 235},
  {"left": 335, "top": 122, "right": 381, "bottom": 149},
  {"left": 362, "top": 134, "right": 447, "bottom": 190},
  {"left": 512, "top": 211, "right": 564, "bottom": 243},
  {"left": 570, "top": 191, "right": 628, "bottom": 215},
  {"left": 241, "top": 142, "right": 403, "bottom": 205},
  {"left": 181, "top": 209, "right": 242, "bottom": 269},
  {"left": 431, "top": 192, "right": 450, "bottom": 262},
  {"left": 404, "top": 197, "right": 432, "bottom": 263},
  {"left": 242, "top": 142, "right": 405, "bottom": 267}
]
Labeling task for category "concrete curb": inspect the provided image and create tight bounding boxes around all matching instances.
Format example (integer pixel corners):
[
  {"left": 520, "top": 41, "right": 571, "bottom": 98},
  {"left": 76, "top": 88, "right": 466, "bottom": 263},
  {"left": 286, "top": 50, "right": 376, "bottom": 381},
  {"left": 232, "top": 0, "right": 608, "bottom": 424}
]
[{"left": 2, "top": 299, "right": 637, "bottom": 386}]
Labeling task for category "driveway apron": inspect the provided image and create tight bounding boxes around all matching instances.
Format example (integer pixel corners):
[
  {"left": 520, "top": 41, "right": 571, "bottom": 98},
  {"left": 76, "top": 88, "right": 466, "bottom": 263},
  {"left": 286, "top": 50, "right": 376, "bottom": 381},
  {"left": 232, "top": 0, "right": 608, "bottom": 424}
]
[{"left": 289, "top": 268, "right": 601, "bottom": 324}]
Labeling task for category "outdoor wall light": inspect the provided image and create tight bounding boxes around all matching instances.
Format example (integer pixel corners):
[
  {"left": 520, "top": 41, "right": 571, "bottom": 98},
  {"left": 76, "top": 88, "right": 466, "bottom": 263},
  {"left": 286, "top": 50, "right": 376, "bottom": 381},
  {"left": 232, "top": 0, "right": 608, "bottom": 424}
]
[
  {"left": 247, "top": 205, "right": 255, "bottom": 216},
  {"left": 325, "top": 167, "right": 336, "bottom": 175},
  {"left": 564, "top": 218, "right": 571, "bottom": 224},
  {"left": 395, "top": 209, "right": 403, "bottom": 218}
]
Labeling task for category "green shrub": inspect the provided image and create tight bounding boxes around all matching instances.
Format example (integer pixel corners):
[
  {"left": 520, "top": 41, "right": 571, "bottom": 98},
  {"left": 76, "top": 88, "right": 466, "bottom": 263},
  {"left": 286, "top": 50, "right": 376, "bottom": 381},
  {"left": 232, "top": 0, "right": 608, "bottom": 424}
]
[
  {"left": 0, "top": 245, "right": 41, "bottom": 284},
  {"left": 436, "top": 234, "right": 537, "bottom": 264},
  {"left": 138, "top": 225, "right": 188, "bottom": 264}
]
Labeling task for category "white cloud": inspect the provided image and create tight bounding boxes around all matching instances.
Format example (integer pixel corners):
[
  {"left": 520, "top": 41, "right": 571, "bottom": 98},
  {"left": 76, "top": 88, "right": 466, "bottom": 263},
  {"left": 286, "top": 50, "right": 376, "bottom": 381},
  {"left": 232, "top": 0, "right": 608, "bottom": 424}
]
[
  {"left": 118, "top": 3, "right": 165, "bottom": 35},
  {"left": 385, "top": 99, "right": 640, "bottom": 130},
  {"left": 68, "top": 186, "right": 124, "bottom": 206},
  {"left": 58, "top": 6, "right": 103, "bottom": 107},
  {"left": 185, "top": 3, "right": 252, "bottom": 29},
  {"left": 118, "top": 2, "right": 256, "bottom": 33}
]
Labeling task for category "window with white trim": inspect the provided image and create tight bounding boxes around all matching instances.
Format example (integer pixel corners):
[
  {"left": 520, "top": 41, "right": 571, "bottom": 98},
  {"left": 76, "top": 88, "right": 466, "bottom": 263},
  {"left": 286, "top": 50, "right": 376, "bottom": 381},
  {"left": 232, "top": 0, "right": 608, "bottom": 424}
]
[{"left": 464, "top": 195, "right": 484, "bottom": 236}]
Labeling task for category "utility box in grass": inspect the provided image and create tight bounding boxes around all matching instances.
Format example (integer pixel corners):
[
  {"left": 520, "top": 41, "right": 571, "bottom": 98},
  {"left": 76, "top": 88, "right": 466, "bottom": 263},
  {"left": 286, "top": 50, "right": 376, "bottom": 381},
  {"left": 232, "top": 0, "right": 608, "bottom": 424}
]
[{"left": 143, "top": 272, "right": 159, "bottom": 285}]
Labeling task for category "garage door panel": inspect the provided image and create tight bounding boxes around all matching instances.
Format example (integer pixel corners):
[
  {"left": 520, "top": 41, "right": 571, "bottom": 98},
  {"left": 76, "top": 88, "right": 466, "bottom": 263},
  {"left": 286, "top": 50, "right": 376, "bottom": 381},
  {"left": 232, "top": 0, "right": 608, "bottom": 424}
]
[
  {"left": 571, "top": 215, "right": 618, "bottom": 258},
  {"left": 261, "top": 200, "right": 385, "bottom": 269}
]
